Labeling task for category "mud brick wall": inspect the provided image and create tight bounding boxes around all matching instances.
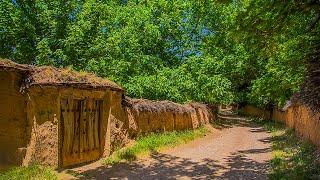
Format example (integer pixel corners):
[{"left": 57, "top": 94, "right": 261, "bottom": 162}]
[
  {"left": 272, "top": 104, "right": 320, "bottom": 148},
  {"left": 23, "top": 87, "right": 114, "bottom": 168},
  {"left": 124, "top": 98, "right": 217, "bottom": 138},
  {"left": 242, "top": 104, "right": 320, "bottom": 148},
  {"left": 0, "top": 72, "right": 28, "bottom": 167},
  {"left": 241, "top": 105, "right": 272, "bottom": 120},
  {"left": 109, "top": 92, "right": 130, "bottom": 153}
]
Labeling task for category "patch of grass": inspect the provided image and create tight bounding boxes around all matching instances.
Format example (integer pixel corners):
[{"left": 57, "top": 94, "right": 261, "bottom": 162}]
[
  {"left": 250, "top": 117, "right": 285, "bottom": 132},
  {"left": 0, "top": 165, "right": 58, "bottom": 180},
  {"left": 250, "top": 117, "right": 320, "bottom": 179},
  {"left": 104, "top": 126, "right": 209, "bottom": 165}
]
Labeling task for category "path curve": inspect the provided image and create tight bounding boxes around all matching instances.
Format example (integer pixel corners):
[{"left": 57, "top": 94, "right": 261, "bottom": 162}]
[{"left": 67, "top": 117, "right": 272, "bottom": 180}]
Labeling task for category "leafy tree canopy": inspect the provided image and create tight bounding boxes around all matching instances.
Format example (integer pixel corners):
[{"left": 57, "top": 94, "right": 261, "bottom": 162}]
[{"left": 1, "top": 0, "right": 319, "bottom": 107}]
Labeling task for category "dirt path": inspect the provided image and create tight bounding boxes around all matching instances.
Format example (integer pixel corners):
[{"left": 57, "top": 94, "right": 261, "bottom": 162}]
[{"left": 64, "top": 117, "right": 272, "bottom": 180}]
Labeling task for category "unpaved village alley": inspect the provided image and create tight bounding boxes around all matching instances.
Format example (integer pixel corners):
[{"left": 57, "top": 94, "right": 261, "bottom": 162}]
[{"left": 64, "top": 117, "right": 272, "bottom": 180}]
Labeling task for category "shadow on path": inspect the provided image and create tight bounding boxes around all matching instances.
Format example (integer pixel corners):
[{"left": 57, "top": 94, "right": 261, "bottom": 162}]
[
  {"left": 77, "top": 150, "right": 270, "bottom": 180},
  {"left": 211, "top": 115, "right": 262, "bottom": 130},
  {"left": 215, "top": 149, "right": 271, "bottom": 179},
  {"left": 70, "top": 116, "right": 271, "bottom": 180},
  {"left": 77, "top": 152, "right": 221, "bottom": 179}
]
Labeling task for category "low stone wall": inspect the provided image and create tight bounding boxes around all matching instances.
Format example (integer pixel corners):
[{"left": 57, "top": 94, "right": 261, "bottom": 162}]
[
  {"left": 124, "top": 97, "right": 217, "bottom": 138},
  {"left": 242, "top": 104, "right": 320, "bottom": 148}
]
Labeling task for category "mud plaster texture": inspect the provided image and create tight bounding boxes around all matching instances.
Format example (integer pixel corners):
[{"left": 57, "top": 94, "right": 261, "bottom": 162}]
[
  {"left": 0, "top": 72, "right": 28, "bottom": 167},
  {"left": 0, "top": 59, "right": 127, "bottom": 169},
  {"left": 124, "top": 97, "right": 217, "bottom": 138},
  {"left": 109, "top": 92, "right": 130, "bottom": 153},
  {"left": 23, "top": 87, "right": 60, "bottom": 167},
  {"left": 243, "top": 104, "right": 320, "bottom": 148},
  {"left": 0, "top": 59, "right": 218, "bottom": 169},
  {"left": 0, "top": 82, "right": 118, "bottom": 168},
  {"left": 273, "top": 104, "right": 320, "bottom": 148},
  {"left": 23, "top": 87, "right": 116, "bottom": 168}
]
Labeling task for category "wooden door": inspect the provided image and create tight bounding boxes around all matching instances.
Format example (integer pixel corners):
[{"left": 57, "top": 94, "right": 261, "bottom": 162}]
[{"left": 60, "top": 98, "right": 103, "bottom": 167}]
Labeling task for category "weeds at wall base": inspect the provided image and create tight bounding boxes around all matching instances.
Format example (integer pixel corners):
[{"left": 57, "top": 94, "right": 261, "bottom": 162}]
[{"left": 249, "top": 117, "right": 320, "bottom": 179}]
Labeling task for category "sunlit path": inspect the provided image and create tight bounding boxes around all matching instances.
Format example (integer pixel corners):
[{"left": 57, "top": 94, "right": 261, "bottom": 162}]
[{"left": 67, "top": 117, "right": 272, "bottom": 180}]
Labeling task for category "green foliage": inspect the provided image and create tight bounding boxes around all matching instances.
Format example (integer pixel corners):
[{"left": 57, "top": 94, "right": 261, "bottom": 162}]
[
  {"left": 126, "top": 61, "right": 235, "bottom": 104},
  {"left": 201, "top": 0, "right": 318, "bottom": 107},
  {"left": 104, "top": 126, "right": 208, "bottom": 165},
  {"left": 0, "top": 165, "right": 58, "bottom": 180},
  {"left": 1, "top": 0, "right": 319, "bottom": 106},
  {"left": 253, "top": 119, "right": 320, "bottom": 179}
]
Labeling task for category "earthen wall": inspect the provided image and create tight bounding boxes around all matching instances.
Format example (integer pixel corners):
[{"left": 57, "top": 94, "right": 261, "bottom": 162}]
[
  {"left": 243, "top": 104, "right": 320, "bottom": 148},
  {"left": 0, "top": 72, "right": 27, "bottom": 167},
  {"left": 124, "top": 99, "right": 217, "bottom": 137}
]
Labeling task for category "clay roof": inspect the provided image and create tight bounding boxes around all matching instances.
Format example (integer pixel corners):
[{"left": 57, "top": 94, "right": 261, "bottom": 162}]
[
  {"left": 0, "top": 59, "right": 123, "bottom": 91},
  {"left": 124, "top": 97, "right": 193, "bottom": 113},
  {"left": 0, "top": 59, "right": 31, "bottom": 71},
  {"left": 29, "top": 66, "right": 123, "bottom": 91}
]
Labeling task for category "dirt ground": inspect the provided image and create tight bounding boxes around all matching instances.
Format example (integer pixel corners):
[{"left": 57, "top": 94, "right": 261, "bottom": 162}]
[{"left": 61, "top": 116, "right": 272, "bottom": 180}]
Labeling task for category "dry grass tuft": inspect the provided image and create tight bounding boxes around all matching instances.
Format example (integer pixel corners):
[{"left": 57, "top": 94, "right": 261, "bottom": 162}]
[
  {"left": 29, "top": 66, "right": 122, "bottom": 90},
  {"left": 0, "top": 59, "right": 122, "bottom": 91},
  {"left": 0, "top": 59, "right": 31, "bottom": 71},
  {"left": 124, "top": 97, "right": 194, "bottom": 113}
]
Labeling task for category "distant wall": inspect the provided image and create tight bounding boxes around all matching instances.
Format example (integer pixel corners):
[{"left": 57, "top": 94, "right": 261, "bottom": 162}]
[
  {"left": 242, "top": 104, "right": 320, "bottom": 148},
  {"left": 124, "top": 98, "right": 217, "bottom": 138},
  {"left": 242, "top": 105, "right": 271, "bottom": 120}
]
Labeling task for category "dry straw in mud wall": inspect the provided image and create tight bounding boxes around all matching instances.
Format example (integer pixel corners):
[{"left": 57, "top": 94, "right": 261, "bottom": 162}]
[
  {"left": 124, "top": 97, "right": 217, "bottom": 138},
  {"left": 243, "top": 103, "right": 320, "bottom": 149},
  {"left": 0, "top": 59, "right": 123, "bottom": 168}
]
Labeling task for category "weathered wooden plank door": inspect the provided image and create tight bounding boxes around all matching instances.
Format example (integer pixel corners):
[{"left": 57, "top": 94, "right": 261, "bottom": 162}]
[{"left": 61, "top": 98, "right": 103, "bottom": 167}]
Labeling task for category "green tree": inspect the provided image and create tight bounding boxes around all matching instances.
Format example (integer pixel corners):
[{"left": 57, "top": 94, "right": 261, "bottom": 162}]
[{"left": 1, "top": 0, "right": 319, "bottom": 106}]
